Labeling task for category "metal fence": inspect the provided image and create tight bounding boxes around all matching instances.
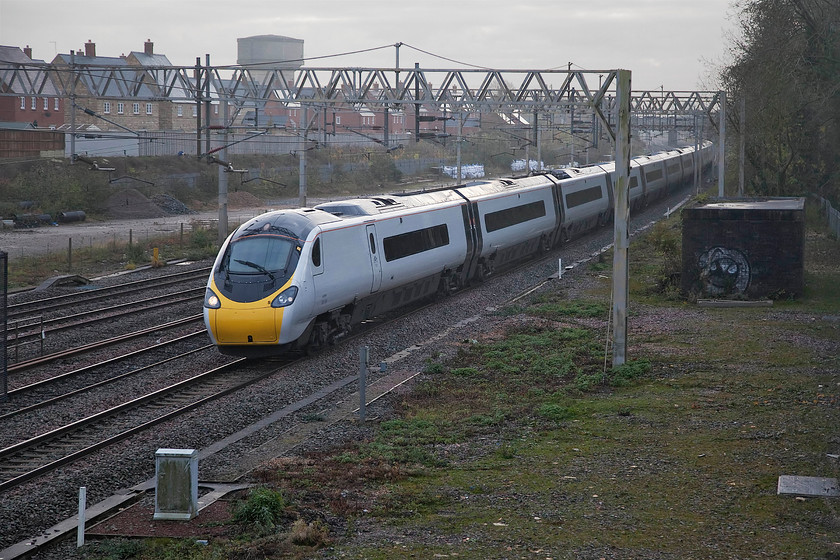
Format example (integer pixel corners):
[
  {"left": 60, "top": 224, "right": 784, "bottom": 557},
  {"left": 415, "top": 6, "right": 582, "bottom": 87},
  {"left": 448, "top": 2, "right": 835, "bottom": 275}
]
[
  {"left": 814, "top": 195, "right": 840, "bottom": 239},
  {"left": 69, "top": 131, "right": 413, "bottom": 159}
]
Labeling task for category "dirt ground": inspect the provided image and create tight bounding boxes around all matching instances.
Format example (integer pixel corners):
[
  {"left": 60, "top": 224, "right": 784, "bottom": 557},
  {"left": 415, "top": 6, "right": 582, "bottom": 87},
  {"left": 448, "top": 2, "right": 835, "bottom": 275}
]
[
  {"left": 0, "top": 190, "right": 310, "bottom": 259},
  {"left": 0, "top": 206, "right": 267, "bottom": 260}
]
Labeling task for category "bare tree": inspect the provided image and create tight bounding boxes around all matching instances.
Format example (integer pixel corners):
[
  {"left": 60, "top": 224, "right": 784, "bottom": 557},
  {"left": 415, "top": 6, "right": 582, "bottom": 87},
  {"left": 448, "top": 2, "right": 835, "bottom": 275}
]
[{"left": 721, "top": 0, "right": 840, "bottom": 202}]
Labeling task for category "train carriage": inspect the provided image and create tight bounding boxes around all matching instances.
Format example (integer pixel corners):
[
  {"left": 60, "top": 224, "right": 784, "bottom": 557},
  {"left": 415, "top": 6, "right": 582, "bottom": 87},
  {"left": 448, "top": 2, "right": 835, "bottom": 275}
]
[
  {"left": 454, "top": 175, "right": 560, "bottom": 276},
  {"left": 554, "top": 167, "right": 612, "bottom": 241},
  {"left": 638, "top": 153, "right": 669, "bottom": 202},
  {"left": 678, "top": 146, "right": 696, "bottom": 185}
]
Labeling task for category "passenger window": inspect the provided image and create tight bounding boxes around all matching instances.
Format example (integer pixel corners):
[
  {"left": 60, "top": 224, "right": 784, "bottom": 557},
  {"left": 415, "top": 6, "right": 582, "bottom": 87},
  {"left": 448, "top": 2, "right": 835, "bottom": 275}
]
[
  {"left": 369, "top": 233, "right": 376, "bottom": 254},
  {"left": 312, "top": 238, "right": 321, "bottom": 267}
]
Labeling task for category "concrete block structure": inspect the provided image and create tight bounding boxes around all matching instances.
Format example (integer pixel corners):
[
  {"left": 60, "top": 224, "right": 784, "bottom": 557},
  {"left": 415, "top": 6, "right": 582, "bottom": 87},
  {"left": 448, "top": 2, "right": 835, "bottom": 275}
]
[{"left": 680, "top": 197, "right": 805, "bottom": 299}]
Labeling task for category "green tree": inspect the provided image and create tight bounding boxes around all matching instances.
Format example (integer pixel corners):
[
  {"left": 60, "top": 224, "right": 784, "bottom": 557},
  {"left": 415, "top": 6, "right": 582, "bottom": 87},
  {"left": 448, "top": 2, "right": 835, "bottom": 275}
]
[{"left": 720, "top": 0, "right": 840, "bottom": 203}]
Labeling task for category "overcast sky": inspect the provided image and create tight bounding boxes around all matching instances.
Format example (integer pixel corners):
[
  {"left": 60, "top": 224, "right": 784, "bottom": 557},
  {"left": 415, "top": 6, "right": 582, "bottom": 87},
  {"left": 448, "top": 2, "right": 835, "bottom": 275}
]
[{"left": 1, "top": 0, "right": 738, "bottom": 91}]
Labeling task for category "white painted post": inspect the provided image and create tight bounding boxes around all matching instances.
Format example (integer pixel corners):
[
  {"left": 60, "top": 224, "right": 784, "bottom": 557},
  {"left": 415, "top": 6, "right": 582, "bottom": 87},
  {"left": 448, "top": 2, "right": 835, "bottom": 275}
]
[
  {"left": 77, "top": 486, "right": 86, "bottom": 547},
  {"left": 558, "top": 258, "right": 563, "bottom": 279},
  {"left": 359, "top": 346, "right": 368, "bottom": 422}
]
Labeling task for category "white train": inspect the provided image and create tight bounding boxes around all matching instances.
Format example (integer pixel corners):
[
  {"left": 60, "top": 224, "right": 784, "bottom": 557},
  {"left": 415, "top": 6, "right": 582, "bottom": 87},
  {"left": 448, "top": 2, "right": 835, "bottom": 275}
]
[{"left": 204, "top": 142, "right": 714, "bottom": 356}]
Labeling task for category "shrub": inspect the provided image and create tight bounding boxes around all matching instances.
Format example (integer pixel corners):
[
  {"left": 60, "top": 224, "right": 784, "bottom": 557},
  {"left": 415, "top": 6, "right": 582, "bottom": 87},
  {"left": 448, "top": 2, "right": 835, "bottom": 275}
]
[
  {"left": 232, "top": 487, "right": 289, "bottom": 530},
  {"left": 288, "top": 518, "right": 330, "bottom": 547},
  {"left": 537, "top": 402, "right": 577, "bottom": 422}
]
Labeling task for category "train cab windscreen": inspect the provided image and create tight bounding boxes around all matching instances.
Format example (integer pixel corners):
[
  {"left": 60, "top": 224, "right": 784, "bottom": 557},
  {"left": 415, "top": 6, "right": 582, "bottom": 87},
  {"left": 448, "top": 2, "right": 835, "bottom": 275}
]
[
  {"left": 215, "top": 230, "right": 301, "bottom": 303},
  {"left": 226, "top": 236, "right": 294, "bottom": 276}
]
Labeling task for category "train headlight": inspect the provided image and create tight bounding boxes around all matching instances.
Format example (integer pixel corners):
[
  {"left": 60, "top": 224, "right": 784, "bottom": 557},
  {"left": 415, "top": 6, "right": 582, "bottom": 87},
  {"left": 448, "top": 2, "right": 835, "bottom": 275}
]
[
  {"left": 203, "top": 287, "right": 221, "bottom": 309},
  {"left": 271, "top": 285, "right": 298, "bottom": 308}
]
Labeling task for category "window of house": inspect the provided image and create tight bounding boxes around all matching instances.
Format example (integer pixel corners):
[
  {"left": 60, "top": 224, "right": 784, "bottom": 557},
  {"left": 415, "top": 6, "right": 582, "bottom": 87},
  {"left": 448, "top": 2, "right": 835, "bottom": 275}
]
[
  {"left": 117, "top": 102, "right": 124, "bottom": 114},
  {"left": 103, "top": 102, "right": 111, "bottom": 114},
  {"left": 214, "top": 105, "right": 218, "bottom": 114},
  {"left": 133, "top": 103, "right": 140, "bottom": 114},
  {"left": 20, "top": 97, "right": 25, "bottom": 110},
  {"left": 192, "top": 106, "right": 197, "bottom": 117},
  {"left": 54, "top": 98, "right": 59, "bottom": 111},
  {"left": 177, "top": 106, "right": 183, "bottom": 117},
  {"left": 43, "top": 98, "right": 48, "bottom": 110},
  {"left": 146, "top": 103, "right": 153, "bottom": 115},
  {"left": 335, "top": 116, "right": 341, "bottom": 125},
  {"left": 31, "top": 97, "right": 36, "bottom": 110}
]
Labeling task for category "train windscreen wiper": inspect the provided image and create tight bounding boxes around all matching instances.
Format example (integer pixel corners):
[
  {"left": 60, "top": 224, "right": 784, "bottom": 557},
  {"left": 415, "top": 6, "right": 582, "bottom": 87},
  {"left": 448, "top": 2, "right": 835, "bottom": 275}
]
[{"left": 234, "top": 259, "right": 276, "bottom": 283}]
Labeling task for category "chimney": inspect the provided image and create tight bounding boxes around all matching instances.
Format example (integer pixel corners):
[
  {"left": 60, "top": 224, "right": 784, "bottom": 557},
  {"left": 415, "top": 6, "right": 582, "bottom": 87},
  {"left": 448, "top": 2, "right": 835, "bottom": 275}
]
[
  {"left": 144, "top": 39, "right": 153, "bottom": 56},
  {"left": 85, "top": 40, "right": 95, "bottom": 57},
  {"left": 23, "top": 45, "right": 32, "bottom": 59}
]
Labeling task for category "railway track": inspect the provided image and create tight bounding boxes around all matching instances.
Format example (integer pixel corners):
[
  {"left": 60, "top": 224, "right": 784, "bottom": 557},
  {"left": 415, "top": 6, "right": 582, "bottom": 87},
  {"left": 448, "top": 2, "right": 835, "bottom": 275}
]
[
  {"left": 6, "top": 267, "right": 209, "bottom": 364},
  {"left": 7, "top": 289, "right": 204, "bottom": 348},
  {"left": 1, "top": 331, "right": 212, "bottom": 420},
  {"left": 7, "top": 266, "right": 211, "bottom": 320},
  {"left": 0, "top": 257, "right": 535, "bottom": 494},
  {"left": 0, "top": 357, "right": 290, "bottom": 493},
  {"left": 7, "top": 315, "right": 204, "bottom": 375},
  {"left": 0, "top": 189, "right": 693, "bottom": 497}
]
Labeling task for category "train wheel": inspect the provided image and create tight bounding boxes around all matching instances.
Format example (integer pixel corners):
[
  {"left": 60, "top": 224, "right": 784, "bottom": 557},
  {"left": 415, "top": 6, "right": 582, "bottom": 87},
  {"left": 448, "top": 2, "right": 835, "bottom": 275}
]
[
  {"left": 561, "top": 228, "right": 571, "bottom": 244},
  {"left": 539, "top": 235, "right": 551, "bottom": 254},
  {"left": 306, "top": 322, "right": 329, "bottom": 355}
]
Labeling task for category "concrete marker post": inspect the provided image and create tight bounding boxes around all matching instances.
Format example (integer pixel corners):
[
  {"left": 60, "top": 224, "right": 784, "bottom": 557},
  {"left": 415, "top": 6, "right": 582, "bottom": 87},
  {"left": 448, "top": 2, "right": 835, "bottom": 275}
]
[
  {"left": 77, "top": 486, "right": 86, "bottom": 547},
  {"left": 359, "top": 346, "right": 368, "bottom": 422}
]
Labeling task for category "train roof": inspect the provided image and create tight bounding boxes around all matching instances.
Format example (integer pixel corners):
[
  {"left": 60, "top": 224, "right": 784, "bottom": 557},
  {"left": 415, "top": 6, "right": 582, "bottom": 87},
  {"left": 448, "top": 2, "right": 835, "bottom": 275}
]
[
  {"left": 315, "top": 175, "right": 561, "bottom": 217},
  {"left": 314, "top": 189, "right": 464, "bottom": 217}
]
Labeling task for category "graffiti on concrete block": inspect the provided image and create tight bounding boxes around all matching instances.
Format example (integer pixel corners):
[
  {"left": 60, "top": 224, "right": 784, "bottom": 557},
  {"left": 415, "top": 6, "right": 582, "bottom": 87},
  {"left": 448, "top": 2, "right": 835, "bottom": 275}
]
[{"left": 698, "top": 247, "right": 751, "bottom": 296}]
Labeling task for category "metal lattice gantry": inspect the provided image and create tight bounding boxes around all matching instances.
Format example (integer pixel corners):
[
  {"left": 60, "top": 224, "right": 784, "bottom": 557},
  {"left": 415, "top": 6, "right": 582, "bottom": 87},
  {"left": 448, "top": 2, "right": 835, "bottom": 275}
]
[{"left": 2, "top": 60, "right": 723, "bottom": 138}]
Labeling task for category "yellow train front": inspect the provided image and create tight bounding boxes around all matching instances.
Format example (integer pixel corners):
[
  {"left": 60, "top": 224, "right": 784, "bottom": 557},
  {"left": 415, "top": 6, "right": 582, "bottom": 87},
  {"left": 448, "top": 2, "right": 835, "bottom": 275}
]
[{"left": 203, "top": 210, "right": 322, "bottom": 357}]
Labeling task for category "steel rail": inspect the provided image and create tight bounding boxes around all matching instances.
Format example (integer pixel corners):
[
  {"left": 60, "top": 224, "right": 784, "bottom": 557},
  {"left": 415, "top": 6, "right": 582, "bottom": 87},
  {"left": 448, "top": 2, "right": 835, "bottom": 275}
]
[
  {"left": 0, "top": 334, "right": 212, "bottom": 421},
  {"left": 8, "top": 267, "right": 210, "bottom": 317},
  {"left": 9, "top": 290, "right": 203, "bottom": 345},
  {"left": 0, "top": 358, "right": 274, "bottom": 493},
  {"left": 8, "top": 315, "right": 203, "bottom": 373}
]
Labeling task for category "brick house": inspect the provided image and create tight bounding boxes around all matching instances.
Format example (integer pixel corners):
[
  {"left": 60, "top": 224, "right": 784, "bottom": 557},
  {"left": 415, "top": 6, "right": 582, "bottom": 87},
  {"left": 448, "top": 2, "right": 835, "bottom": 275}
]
[
  {"left": 124, "top": 40, "right": 177, "bottom": 130},
  {"left": 258, "top": 80, "right": 476, "bottom": 142},
  {"left": 0, "top": 45, "right": 64, "bottom": 128},
  {"left": 51, "top": 40, "right": 164, "bottom": 132},
  {"left": 128, "top": 40, "right": 220, "bottom": 131}
]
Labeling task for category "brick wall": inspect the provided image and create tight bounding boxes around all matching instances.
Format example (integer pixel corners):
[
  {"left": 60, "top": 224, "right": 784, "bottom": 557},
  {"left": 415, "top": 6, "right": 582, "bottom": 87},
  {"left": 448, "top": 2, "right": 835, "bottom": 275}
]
[{"left": 680, "top": 198, "right": 805, "bottom": 299}]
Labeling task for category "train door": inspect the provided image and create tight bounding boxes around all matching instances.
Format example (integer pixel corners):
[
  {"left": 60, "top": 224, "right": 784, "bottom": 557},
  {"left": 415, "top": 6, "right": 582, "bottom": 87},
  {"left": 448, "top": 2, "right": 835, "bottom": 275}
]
[{"left": 366, "top": 223, "right": 382, "bottom": 293}]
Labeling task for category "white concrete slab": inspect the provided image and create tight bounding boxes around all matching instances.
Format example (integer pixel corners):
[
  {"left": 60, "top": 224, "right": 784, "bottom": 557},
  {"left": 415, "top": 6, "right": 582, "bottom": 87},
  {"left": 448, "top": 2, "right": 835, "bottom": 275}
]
[{"left": 777, "top": 475, "right": 840, "bottom": 497}]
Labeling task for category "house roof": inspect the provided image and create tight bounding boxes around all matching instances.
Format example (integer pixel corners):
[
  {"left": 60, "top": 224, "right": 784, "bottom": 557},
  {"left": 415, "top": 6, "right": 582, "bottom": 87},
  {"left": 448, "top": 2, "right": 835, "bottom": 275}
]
[
  {"left": 0, "top": 45, "right": 59, "bottom": 96},
  {"left": 53, "top": 52, "right": 156, "bottom": 98},
  {"left": 128, "top": 51, "right": 172, "bottom": 67}
]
